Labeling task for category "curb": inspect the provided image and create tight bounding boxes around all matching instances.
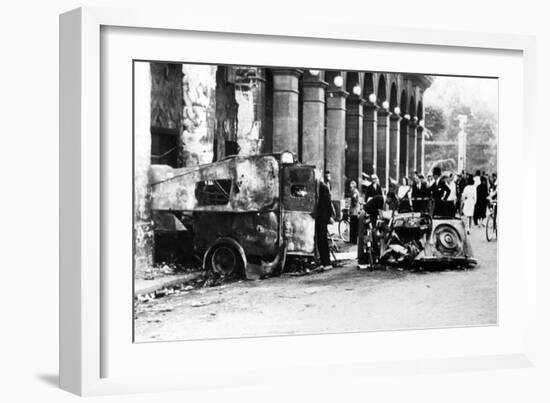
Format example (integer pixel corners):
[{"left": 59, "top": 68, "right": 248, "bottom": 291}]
[{"left": 134, "top": 271, "right": 204, "bottom": 297}]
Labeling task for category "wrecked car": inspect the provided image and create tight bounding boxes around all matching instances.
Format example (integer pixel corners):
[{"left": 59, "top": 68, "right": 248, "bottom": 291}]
[
  {"left": 149, "top": 151, "right": 317, "bottom": 280},
  {"left": 359, "top": 210, "right": 477, "bottom": 270}
]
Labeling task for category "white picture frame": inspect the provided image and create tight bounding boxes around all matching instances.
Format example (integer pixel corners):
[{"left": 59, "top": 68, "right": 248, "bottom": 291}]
[{"left": 60, "top": 6, "right": 537, "bottom": 396}]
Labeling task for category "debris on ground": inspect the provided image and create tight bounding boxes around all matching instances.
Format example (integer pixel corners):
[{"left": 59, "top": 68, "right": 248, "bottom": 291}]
[
  {"left": 303, "top": 287, "right": 324, "bottom": 295},
  {"left": 190, "top": 299, "right": 222, "bottom": 308},
  {"left": 138, "top": 262, "right": 203, "bottom": 281}
]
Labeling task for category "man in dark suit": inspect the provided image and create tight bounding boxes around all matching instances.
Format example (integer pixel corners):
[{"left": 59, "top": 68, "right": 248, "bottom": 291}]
[
  {"left": 315, "top": 173, "right": 336, "bottom": 270},
  {"left": 364, "top": 174, "right": 383, "bottom": 201},
  {"left": 323, "top": 170, "right": 332, "bottom": 192},
  {"left": 411, "top": 172, "right": 429, "bottom": 213},
  {"left": 430, "top": 166, "right": 450, "bottom": 216}
]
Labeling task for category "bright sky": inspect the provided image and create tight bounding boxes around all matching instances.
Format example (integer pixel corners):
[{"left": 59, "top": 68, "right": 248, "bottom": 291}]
[{"left": 423, "top": 76, "right": 498, "bottom": 117}]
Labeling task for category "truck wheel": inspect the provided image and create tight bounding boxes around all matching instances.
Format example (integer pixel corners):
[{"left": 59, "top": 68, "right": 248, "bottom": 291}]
[{"left": 208, "top": 244, "right": 244, "bottom": 279}]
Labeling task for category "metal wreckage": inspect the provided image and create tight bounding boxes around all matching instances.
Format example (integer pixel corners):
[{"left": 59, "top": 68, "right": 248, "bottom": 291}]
[
  {"left": 357, "top": 210, "right": 477, "bottom": 270},
  {"left": 149, "top": 151, "right": 476, "bottom": 281},
  {"left": 150, "top": 151, "right": 316, "bottom": 280}
]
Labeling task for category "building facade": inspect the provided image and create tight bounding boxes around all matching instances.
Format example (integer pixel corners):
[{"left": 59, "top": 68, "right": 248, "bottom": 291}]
[{"left": 133, "top": 62, "right": 432, "bottom": 270}]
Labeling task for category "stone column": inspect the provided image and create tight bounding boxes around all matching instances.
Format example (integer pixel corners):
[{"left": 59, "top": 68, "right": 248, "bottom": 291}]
[
  {"left": 301, "top": 77, "right": 328, "bottom": 171},
  {"left": 234, "top": 68, "right": 266, "bottom": 156},
  {"left": 253, "top": 68, "right": 267, "bottom": 143},
  {"left": 389, "top": 114, "right": 401, "bottom": 184},
  {"left": 362, "top": 105, "right": 378, "bottom": 176},
  {"left": 408, "top": 122, "right": 417, "bottom": 175},
  {"left": 399, "top": 119, "right": 409, "bottom": 178},
  {"left": 345, "top": 95, "right": 364, "bottom": 192},
  {"left": 272, "top": 69, "right": 302, "bottom": 154},
  {"left": 417, "top": 126, "right": 424, "bottom": 173},
  {"left": 326, "top": 89, "right": 349, "bottom": 200},
  {"left": 377, "top": 109, "right": 390, "bottom": 190}
]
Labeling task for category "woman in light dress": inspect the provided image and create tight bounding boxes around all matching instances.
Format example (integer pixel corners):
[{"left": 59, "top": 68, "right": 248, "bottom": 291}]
[
  {"left": 461, "top": 174, "right": 477, "bottom": 234},
  {"left": 348, "top": 180, "right": 360, "bottom": 244}
]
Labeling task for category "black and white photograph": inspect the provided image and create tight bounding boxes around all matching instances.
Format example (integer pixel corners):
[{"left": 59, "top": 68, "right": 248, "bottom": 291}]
[
  {"left": 132, "top": 61, "right": 498, "bottom": 342},
  {"left": 5, "top": 0, "right": 550, "bottom": 399}
]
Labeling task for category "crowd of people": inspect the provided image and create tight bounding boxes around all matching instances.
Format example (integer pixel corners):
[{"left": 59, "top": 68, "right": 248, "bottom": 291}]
[
  {"left": 384, "top": 168, "right": 498, "bottom": 234},
  {"left": 314, "top": 167, "right": 497, "bottom": 270}
]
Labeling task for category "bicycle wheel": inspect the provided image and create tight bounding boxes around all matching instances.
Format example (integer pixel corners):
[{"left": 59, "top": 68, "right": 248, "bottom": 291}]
[
  {"left": 339, "top": 219, "right": 350, "bottom": 242},
  {"left": 486, "top": 214, "right": 496, "bottom": 241}
]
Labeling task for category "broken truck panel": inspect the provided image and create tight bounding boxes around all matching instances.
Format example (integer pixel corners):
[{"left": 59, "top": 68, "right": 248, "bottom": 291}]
[
  {"left": 193, "top": 211, "right": 279, "bottom": 258},
  {"left": 283, "top": 211, "right": 315, "bottom": 254},
  {"left": 282, "top": 165, "right": 316, "bottom": 212},
  {"left": 150, "top": 154, "right": 280, "bottom": 213},
  {"left": 151, "top": 211, "right": 187, "bottom": 232},
  {"left": 281, "top": 164, "right": 317, "bottom": 255}
]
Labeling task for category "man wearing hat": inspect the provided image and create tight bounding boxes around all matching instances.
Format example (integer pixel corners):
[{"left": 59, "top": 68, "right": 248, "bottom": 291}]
[
  {"left": 411, "top": 171, "right": 429, "bottom": 213},
  {"left": 363, "top": 173, "right": 383, "bottom": 202},
  {"left": 315, "top": 170, "right": 336, "bottom": 270},
  {"left": 430, "top": 166, "right": 450, "bottom": 216}
]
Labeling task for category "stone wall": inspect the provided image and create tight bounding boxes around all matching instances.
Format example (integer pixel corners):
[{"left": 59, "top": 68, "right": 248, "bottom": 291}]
[
  {"left": 181, "top": 64, "right": 217, "bottom": 166},
  {"left": 134, "top": 62, "right": 153, "bottom": 273},
  {"left": 150, "top": 63, "right": 183, "bottom": 132},
  {"left": 135, "top": 62, "right": 217, "bottom": 274}
]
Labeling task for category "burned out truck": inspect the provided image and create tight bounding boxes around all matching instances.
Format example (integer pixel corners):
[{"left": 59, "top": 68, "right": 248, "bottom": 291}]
[{"left": 149, "top": 152, "right": 317, "bottom": 280}]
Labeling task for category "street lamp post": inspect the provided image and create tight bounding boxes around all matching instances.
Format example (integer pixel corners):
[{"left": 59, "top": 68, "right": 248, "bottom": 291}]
[{"left": 456, "top": 114, "right": 468, "bottom": 173}]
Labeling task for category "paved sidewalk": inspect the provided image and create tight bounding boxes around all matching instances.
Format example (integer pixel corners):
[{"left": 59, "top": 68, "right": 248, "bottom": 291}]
[
  {"left": 134, "top": 272, "right": 203, "bottom": 296},
  {"left": 334, "top": 250, "right": 356, "bottom": 260},
  {"left": 134, "top": 243, "right": 356, "bottom": 297}
]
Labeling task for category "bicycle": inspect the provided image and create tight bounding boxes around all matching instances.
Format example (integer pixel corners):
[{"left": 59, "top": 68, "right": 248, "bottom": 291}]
[
  {"left": 486, "top": 200, "right": 497, "bottom": 241},
  {"left": 338, "top": 207, "right": 351, "bottom": 242}
]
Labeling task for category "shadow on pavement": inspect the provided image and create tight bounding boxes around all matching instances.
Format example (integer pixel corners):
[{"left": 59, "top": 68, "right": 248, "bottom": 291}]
[{"left": 35, "top": 373, "right": 59, "bottom": 388}]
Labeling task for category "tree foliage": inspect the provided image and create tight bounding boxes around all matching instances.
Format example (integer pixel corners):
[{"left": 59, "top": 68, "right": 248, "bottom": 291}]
[{"left": 424, "top": 92, "right": 497, "bottom": 175}]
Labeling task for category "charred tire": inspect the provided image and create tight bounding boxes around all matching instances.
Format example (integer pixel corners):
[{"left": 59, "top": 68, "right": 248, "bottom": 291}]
[{"left": 207, "top": 244, "right": 244, "bottom": 280}]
